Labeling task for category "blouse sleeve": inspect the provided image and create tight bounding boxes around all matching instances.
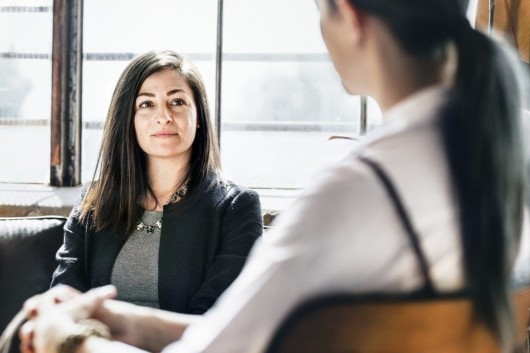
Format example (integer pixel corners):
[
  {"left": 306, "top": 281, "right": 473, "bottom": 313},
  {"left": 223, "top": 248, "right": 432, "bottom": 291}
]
[
  {"left": 50, "top": 186, "right": 90, "bottom": 292},
  {"left": 187, "top": 187, "right": 263, "bottom": 314}
]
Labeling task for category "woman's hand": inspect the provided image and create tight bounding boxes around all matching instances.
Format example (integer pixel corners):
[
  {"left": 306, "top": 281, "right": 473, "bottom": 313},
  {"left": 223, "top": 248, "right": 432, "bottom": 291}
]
[
  {"left": 18, "top": 285, "right": 82, "bottom": 353},
  {"left": 20, "top": 312, "right": 78, "bottom": 353},
  {"left": 19, "top": 286, "right": 117, "bottom": 353},
  {"left": 22, "top": 285, "right": 82, "bottom": 320}
]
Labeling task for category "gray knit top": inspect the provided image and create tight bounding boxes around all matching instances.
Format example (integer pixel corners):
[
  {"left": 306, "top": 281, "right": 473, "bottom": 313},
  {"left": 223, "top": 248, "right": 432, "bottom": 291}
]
[{"left": 111, "top": 210, "right": 162, "bottom": 308}]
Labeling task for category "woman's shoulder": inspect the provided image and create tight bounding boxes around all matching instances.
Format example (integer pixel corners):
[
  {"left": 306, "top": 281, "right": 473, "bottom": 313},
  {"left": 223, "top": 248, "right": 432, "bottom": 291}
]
[
  {"left": 208, "top": 177, "right": 258, "bottom": 199},
  {"left": 196, "top": 174, "right": 259, "bottom": 206},
  {"left": 306, "top": 153, "right": 385, "bottom": 201},
  {"left": 225, "top": 180, "right": 257, "bottom": 195},
  {"left": 79, "top": 181, "right": 93, "bottom": 197},
  {"left": 64, "top": 182, "right": 95, "bottom": 232}
]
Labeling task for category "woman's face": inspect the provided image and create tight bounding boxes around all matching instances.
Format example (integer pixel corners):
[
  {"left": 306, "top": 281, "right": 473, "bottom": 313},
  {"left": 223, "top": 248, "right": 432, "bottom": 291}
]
[
  {"left": 134, "top": 69, "right": 198, "bottom": 164},
  {"left": 316, "top": 0, "right": 361, "bottom": 94}
]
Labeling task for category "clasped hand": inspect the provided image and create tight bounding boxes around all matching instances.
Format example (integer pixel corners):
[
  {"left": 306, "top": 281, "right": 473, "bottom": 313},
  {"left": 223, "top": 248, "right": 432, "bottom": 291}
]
[{"left": 19, "top": 285, "right": 117, "bottom": 353}]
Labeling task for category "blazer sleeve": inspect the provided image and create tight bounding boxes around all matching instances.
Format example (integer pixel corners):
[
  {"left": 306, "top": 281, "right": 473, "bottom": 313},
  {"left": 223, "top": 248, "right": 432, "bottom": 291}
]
[
  {"left": 187, "top": 187, "right": 263, "bottom": 314},
  {"left": 50, "top": 187, "right": 90, "bottom": 292}
]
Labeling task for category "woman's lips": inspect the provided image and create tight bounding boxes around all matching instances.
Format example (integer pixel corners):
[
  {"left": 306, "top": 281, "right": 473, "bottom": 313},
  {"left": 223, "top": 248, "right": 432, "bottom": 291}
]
[{"left": 152, "top": 131, "right": 177, "bottom": 137}]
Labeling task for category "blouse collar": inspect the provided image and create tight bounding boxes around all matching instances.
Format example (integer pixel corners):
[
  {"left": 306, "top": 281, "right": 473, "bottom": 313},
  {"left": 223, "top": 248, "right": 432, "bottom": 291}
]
[
  {"left": 361, "top": 85, "right": 451, "bottom": 146},
  {"left": 384, "top": 84, "right": 451, "bottom": 127}
]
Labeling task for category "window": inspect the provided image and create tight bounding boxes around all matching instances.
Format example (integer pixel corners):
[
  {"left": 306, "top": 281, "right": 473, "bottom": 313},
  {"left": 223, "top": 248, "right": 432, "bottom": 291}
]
[
  {"left": 221, "top": 0, "right": 364, "bottom": 189},
  {"left": 0, "top": 2, "right": 53, "bottom": 183},
  {"left": 1, "top": 0, "right": 382, "bottom": 189}
]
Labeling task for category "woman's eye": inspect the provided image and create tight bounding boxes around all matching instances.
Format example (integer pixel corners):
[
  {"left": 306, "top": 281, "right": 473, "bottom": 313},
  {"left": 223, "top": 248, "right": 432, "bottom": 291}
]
[
  {"left": 171, "top": 99, "right": 185, "bottom": 106},
  {"left": 138, "top": 101, "right": 153, "bottom": 109}
]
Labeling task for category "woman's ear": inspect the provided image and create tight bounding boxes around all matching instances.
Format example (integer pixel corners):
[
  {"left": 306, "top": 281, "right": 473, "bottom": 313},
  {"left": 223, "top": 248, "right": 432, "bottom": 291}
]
[{"left": 335, "top": 0, "right": 367, "bottom": 44}]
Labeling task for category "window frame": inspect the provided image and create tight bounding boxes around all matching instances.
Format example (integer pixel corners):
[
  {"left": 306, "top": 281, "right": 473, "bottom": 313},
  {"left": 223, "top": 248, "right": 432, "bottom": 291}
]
[{"left": 0, "top": 0, "right": 368, "bottom": 188}]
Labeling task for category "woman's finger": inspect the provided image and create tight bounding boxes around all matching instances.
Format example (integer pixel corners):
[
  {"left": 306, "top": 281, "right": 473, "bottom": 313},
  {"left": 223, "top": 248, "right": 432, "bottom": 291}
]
[
  {"left": 52, "top": 285, "right": 81, "bottom": 304},
  {"left": 18, "top": 320, "right": 35, "bottom": 353},
  {"left": 62, "top": 285, "right": 117, "bottom": 321},
  {"left": 21, "top": 295, "right": 42, "bottom": 319},
  {"left": 22, "top": 285, "right": 81, "bottom": 318}
]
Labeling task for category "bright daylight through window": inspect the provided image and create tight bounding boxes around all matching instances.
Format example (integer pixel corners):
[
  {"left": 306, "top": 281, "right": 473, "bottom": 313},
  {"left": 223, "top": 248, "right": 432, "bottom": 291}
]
[{"left": 0, "top": 0, "right": 382, "bottom": 189}]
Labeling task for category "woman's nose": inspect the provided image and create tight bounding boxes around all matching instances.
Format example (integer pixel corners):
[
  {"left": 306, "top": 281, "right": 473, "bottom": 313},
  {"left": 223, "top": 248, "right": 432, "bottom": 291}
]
[{"left": 156, "top": 106, "right": 173, "bottom": 124}]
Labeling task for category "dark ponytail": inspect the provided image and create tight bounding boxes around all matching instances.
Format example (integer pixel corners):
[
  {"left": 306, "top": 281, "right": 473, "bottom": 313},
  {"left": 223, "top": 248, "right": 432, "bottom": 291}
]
[
  {"left": 337, "top": 0, "right": 526, "bottom": 349},
  {"left": 441, "top": 25, "right": 525, "bottom": 350}
]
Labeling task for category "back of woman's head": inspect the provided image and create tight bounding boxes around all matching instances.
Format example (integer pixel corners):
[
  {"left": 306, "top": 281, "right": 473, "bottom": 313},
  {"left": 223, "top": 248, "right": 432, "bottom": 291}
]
[
  {"left": 331, "top": 0, "right": 468, "bottom": 55},
  {"left": 331, "top": 0, "right": 527, "bottom": 350},
  {"left": 83, "top": 50, "right": 221, "bottom": 235}
]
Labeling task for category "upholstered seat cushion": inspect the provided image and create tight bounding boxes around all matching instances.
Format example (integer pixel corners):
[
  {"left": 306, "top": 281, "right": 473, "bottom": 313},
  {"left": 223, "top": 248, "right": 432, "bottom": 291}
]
[{"left": 0, "top": 217, "right": 65, "bottom": 333}]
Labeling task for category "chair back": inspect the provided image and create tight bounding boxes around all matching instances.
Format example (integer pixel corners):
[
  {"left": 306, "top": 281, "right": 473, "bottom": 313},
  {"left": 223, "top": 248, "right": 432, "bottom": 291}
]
[
  {"left": 0, "top": 216, "right": 66, "bottom": 333},
  {"left": 266, "top": 289, "right": 530, "bottom": 353}
]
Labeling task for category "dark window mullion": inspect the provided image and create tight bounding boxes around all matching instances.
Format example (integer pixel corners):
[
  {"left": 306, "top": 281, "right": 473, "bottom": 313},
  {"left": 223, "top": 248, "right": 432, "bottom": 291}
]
[
  {"left": 214, "top": 0, "right": 224, "bottom": 148},
  {"left": 50, "top": 0, "right": 83, "bottom": 186}
]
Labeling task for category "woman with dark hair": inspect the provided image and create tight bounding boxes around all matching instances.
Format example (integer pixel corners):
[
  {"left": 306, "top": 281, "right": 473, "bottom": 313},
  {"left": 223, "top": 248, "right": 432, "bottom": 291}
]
[
  {"left": 18, "top": 1, "right": 529, "bottom": 353},
  {"left": 51, "top": 50, "right": 263, "bottom": 313}
]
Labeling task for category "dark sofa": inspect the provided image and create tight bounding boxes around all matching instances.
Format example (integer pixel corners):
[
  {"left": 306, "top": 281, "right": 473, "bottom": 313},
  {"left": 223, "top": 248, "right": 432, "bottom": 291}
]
[{"left": 0, "top": 216, "right": 66, "bottom": 333}]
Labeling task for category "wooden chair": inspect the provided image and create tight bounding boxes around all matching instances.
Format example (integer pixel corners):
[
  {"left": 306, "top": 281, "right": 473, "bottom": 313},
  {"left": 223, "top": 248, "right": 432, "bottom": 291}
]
[
  {"left": 266, "top": 288, "right": 530, "bottom": 353},
  {"left": 475, "top": 0, "right": 530, "bottom": 63}
]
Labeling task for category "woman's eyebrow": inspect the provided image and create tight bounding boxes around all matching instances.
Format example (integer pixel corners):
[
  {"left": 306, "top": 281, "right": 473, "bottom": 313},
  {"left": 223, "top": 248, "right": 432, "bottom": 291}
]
[
  {"left": 136, "top": 89, "right": 187, "bottom": 99},
  {"left": 137, "top": 92, "right": 155, "bottom": 98},
  {"left": 167, "top": 88, "right": 186, "bottom": 96}
]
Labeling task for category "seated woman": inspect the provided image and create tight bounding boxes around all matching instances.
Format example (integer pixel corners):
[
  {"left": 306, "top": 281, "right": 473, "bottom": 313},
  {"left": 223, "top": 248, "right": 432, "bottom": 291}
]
[{"left": 51, "top": 50, "right": 263, "bottom": 313}]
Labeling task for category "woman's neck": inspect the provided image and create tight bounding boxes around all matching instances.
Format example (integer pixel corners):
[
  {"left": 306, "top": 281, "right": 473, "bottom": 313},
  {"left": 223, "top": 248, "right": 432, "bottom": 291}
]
[
  {"left": 367, "top": 19, "right": 452, "bottom": 113},
  {"left": 144, "top": 157, "right": 189, "bottom": 210}
]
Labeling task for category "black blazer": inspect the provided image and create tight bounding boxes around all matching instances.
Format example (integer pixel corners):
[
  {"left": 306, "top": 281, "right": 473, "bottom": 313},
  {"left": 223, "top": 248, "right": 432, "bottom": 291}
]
[{"left": 51, "top": 177, "right": 263, "bottom": 314}]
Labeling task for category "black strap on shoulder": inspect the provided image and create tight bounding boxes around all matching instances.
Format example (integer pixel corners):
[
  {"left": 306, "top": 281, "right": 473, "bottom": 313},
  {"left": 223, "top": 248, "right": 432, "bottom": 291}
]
[{"left": 359, "top": 156, "right": 436, "bottom": 296}]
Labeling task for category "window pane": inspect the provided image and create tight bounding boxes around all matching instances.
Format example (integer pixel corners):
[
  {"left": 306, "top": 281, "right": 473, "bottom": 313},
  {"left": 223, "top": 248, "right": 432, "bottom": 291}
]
[
  {"left": 221, "top": 0, "right": 374, "bottom": 188},
  {"left": 0, "top": 124, "right": 50, "bottom": 183},
  {"left": 0, "top": 3, "right": 53, "bottom": 183},
  {"left": 221, "top": 61, "right": 359, "bottom": 188},
  {"left": 81, "top": 0, "right": 218, "bottom": 182}
]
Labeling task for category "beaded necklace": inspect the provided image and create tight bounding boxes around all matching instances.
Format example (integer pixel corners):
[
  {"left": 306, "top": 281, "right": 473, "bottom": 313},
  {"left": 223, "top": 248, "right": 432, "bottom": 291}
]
[{"left": 136, "top": 184, "right": 188, "bottom": 234}]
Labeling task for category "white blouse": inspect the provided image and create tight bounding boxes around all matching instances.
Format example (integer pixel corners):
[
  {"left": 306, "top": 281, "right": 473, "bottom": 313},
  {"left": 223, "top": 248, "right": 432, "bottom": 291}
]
[{"left": 165, "top": 85, "right": 530, "bottom": 353}]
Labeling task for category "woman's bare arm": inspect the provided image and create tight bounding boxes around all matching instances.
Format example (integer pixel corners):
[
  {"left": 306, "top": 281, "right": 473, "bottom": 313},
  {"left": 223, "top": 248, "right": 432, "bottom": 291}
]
[{"left": 94, "top": 299, "right": 201, "bottom": 352}]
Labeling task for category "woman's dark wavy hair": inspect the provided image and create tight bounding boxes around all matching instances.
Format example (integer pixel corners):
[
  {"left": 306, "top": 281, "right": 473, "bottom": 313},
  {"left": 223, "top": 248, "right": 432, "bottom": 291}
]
[
  {"left": 79, "top": 50, "right": 222, "bottom": 235},
  {"left": 329, "top": 0, "right": 527, "bottom": 349}
]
